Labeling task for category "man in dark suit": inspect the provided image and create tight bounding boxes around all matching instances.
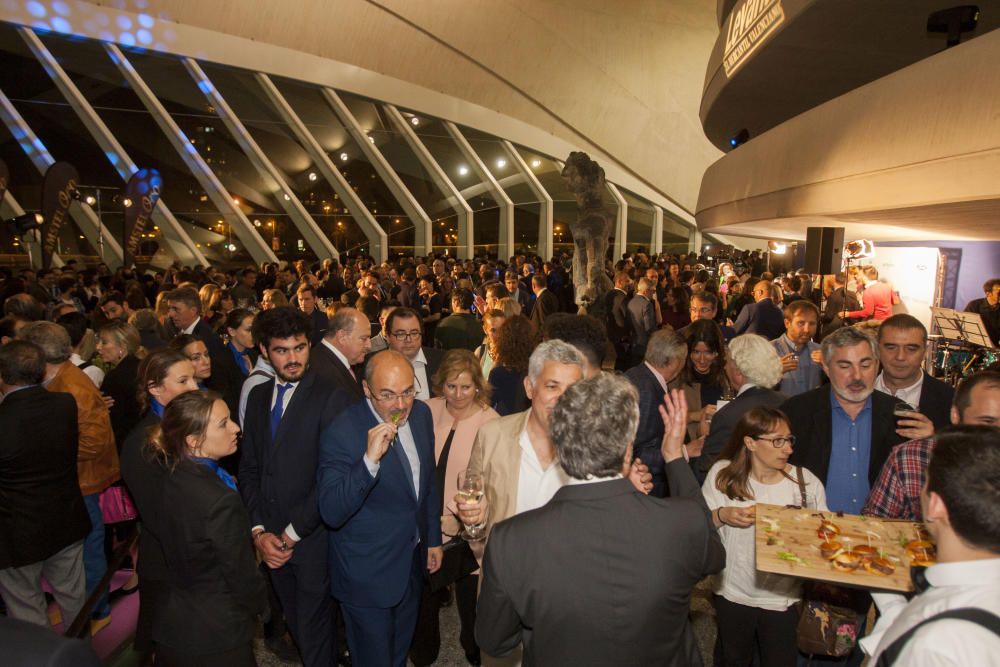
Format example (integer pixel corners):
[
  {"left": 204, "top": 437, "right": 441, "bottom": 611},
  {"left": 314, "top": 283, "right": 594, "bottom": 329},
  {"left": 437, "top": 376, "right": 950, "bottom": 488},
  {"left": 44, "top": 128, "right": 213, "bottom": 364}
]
[
  {"left": 163, "top": 286, "right": 227, "bottom": 359},
  {"left": 391, "top": 267, "right": 418, "bottom": 308},
  {"left": 783, "top": 326, "right": 907, "bottom": 515},
  {"left": 625, "top": 329, "right": 687, "bottom": 497},
  {"left": 0, "top": 341, "right": 90, "bottom": 628},
  {"left": 529, "top": 273, "right": 558, "bottom": 332},
  {"left": 297, "top": 283, "right": 329, "bottom": 347},
  {"left": 605, "top": 271, "right": 633, "bottom": 371},
  {"left": 732, "top": 280, "right": 786, "bottom": 340},
  {"left": 317, "top": 351, "right": 443, "bottom": 667},
  {"left": 820, "top": 274, "right": 862, "bottom": 339},
  {"left": 698, "top": 334, "right": 786, "bottom": 478},
  {"left": 310, "top": 307, "right": 370, "bottom": 402},
  {"left": 375, "top": 307, "right": 443, "bottom": 400},
  {"left": 875, "top": 314, "right": 954, "bottom": 434},
  {"left": 476, "top": 375, "right": 724, "bottom": 665},
  {"left": 318, "top": 260, "right": 347, "bottom": 302},
  {"left": 680, "top": 291, "right": 737, "bottom": 342},
  {"left": 504, "top": 270, "right": 532, "bottom": 316},
  {"left": 240, "top": 307, "right": 348, "bottom": 667},
  {"left": 627, "top": 277, "right": 660, "bottom": 367}
]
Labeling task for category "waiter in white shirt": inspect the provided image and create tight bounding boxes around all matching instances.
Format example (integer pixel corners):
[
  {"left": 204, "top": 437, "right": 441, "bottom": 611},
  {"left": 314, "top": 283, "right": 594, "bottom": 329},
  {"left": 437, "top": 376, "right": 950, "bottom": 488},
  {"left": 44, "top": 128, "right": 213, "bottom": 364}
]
[{"left": 862, "top": 425, "right": 1000, "bottom": 666}]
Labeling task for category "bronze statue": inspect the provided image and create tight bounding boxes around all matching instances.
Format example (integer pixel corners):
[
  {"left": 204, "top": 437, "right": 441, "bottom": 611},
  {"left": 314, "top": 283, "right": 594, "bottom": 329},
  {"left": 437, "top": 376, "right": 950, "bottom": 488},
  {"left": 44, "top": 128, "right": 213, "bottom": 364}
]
[{"left": 562, "top": 152, "right": 612, "bottom": 309}]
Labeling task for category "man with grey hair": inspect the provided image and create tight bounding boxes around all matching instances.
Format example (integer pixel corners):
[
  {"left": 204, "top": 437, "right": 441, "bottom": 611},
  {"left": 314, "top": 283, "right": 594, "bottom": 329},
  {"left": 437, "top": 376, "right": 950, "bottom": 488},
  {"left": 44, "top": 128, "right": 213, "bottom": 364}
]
[
  {"left": 476, "top": 376, "right": 724, "bottom": 665},
  {"left": 626, "top": 329, "right": 691, "bottom": 497},
  {"left": 17, "top": 321, "right": 118, "bottom": 634},
  {"left": 782, "top": 326, "right": 907, "bottom": 514},
  {"left": 699, "top": 334, "right": 786, "bottom": 478},
  {"left": 310, "top": 306, "right": 370, "bottom": 402},
  {"left": 626, "top": 277, "right": 661, "bottom": 367}
]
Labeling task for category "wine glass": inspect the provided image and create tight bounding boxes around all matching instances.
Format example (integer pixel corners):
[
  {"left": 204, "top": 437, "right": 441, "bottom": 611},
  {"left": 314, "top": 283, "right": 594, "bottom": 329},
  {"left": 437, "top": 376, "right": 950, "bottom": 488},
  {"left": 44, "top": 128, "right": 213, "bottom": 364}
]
[{"left": 457, "top": 470, "right": 487, "bottom": 541}]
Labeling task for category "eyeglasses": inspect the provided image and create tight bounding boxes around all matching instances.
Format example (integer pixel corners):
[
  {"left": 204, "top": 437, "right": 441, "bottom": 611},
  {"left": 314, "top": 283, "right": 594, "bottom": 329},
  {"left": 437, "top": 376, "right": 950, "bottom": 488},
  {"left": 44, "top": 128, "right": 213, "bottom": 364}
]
[
  {"left": 756, "top": 435, "right": 796, "bottom": 448},
  {"left": 390, "top": 330, "right": 422, "bottom": 342},
  {"left": 372, "top": 388, "right": 417, "bottom": 403}
]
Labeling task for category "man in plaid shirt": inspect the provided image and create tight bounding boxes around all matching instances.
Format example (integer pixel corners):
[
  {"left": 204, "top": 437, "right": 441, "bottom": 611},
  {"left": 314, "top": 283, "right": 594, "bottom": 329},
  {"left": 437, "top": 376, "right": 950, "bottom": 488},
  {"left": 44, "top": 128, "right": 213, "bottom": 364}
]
[{"left": 863, "top": 370, "right": 1000, "bottom": 519}]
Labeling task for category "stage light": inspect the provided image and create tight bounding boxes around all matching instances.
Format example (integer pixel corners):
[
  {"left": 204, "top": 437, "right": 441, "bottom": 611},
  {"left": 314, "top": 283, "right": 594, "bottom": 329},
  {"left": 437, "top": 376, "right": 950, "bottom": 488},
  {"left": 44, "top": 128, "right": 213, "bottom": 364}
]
[
  {"left": 844, "top": 239, "right": 875, "bottom": 260},
  {"left": 729, "top": 128, "right": 750, "bottom": 148},
  {"left": 768, "top": 240, "right": 787, "bottom": 254},
  {"left": 6, "top": 212, "right": 44, "bottom": 235}
]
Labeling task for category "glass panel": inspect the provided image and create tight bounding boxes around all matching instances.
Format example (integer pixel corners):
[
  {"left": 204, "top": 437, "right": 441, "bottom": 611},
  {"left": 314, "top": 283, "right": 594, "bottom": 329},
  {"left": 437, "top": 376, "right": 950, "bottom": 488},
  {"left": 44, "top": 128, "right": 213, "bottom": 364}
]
[
  {"left": 273, "top": 77, "right": 408, "bottom": 259},
  {"left": 621, "top": 188, "right": 654, "bottom": 256},
  {"left": 663, "top": 211, "right": 691, "bottom": 256},
  {"left": 405, "top": 115, "right": 498, "bottom": 256},
  {"left": 0, "top": 23, "right": 110, "bottom": 260},
  {"left": 513, "top": 148, "right": 577, "bottom": 259}
]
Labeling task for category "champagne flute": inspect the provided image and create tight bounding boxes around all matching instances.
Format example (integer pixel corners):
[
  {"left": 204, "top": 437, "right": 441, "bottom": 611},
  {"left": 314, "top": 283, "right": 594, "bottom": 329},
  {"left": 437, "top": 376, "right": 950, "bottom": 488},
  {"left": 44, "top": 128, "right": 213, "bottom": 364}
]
[{"left": 457, "top": 470, "right": 487, "bottom": 541}]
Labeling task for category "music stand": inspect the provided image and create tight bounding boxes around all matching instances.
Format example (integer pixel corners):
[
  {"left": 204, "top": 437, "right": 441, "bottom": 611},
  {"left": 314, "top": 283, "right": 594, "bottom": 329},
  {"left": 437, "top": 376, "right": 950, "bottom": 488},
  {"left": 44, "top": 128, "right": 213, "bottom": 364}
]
[{"left": 930, "top": 307, "right": 996, "bottom": 348}]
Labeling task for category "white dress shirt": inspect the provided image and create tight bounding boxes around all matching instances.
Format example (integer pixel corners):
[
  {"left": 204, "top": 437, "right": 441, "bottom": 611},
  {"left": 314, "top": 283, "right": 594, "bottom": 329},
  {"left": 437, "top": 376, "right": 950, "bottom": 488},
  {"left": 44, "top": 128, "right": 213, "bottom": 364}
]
[
  {"left": 321, "top": 338, "right": 355, "bottom": 379},
  {"left": 71, "top": 353, "right": 105, "bottom": 388},
  {"left": 363, "top": 400, "right": 421, "bottom": 501},
  {"left": 515, "top": 422, "right": 569, "bottom": 514},
  {"left": 863, "top": 558, "right": 1000, "bottom": 665},
  {"left": 181, "top": 316, "right": 201, "bottom": 335},
  {"left": 411, "top": 348, "right": 430, "bottom": 401},
  {"left": 875, "top": 371, "right": 924, "bottom": 409},
  {"left": 251, "top": 376, "right": 301, "bottom": 542}
]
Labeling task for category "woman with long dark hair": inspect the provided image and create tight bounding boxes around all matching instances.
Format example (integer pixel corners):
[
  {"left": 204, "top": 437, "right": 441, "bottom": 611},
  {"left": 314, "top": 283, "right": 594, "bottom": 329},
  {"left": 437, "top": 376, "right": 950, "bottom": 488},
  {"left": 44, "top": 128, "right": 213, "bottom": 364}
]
[
  {"left": 701, "top": 406, "right": 827, "bottom": 666},
  {"left": 142, "top": 391, "right": 266, "bottom": 666},
  {"left": 662, "top": 286, "right": 691, "bottom": 331},
  {"left": 674, "top": 319, "right": 729, "bottom": 450}
]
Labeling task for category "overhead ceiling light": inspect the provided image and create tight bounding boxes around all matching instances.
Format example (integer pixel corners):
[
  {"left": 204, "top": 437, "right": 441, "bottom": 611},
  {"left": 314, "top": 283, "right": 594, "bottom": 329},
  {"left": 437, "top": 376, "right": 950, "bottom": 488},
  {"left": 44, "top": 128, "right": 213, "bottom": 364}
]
[
  {"left": 339, "top": 152, "right": 348, "bottom": 161},
  {"left": 410, "top": 117, "right": 420, "bottom": 126},
  {"left": 530, "top": 159, "right": 541, "bottom": 168},
  {"left": 232, "top": 196, "right": 240, "bottom": 205},
  {"left": 457, "top": 165, "right": 469, "bottom": 176},
  {"left": 253, "top": 219, "right": 262, "bottom": 227},
  {"left": 496, "top": 158, "right": 507, "bottom": 169},
  {"left": 283, "top": 193, "right": 291, "bottom": 201},
  {"left": 367, "top": 134, "right": 375, "bottom": 144},
  {"left": 308, "top": 172, "right": 318, "bottom": 181}
]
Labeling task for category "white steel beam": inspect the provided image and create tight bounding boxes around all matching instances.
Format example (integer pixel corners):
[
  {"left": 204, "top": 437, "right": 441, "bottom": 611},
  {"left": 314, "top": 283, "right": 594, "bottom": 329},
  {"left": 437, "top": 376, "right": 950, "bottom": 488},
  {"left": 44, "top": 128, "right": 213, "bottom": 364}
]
[
  {"left": 501, "top": 140, "right": 552, "bottom": 260},
  {"left": 16, "top": 29, "right": 205, "bottom": 267},
  {"left": 183, "top": 59, "right": 338, "bottom": 261},
  {"left": 322, "top": 90, "right": 432, "bottom": 255},
  {"left": 256, "top": 74, "right": 388, "bottom": 263},
  {"left": 444, "top": 122, "right": 514, "bottom": 259},
  {"left": 651, "top": 205, "right": 664, "bottom": 255},
  {"left": 605, "top": 182, "right": 629, "bottom": 260},
  {"left": 383, "top": 105, "right": 473, "bottom": 259},
  {"left": 104, "top": 43, "right": 275, "bottom": 265}
]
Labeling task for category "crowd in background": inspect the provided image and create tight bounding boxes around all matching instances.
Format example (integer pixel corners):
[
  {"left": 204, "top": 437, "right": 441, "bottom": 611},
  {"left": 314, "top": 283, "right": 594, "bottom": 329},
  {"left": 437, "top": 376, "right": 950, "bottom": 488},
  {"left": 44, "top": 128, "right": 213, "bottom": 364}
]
[{"left": 1, "top": 247, "right": 998, "bottom": 667}]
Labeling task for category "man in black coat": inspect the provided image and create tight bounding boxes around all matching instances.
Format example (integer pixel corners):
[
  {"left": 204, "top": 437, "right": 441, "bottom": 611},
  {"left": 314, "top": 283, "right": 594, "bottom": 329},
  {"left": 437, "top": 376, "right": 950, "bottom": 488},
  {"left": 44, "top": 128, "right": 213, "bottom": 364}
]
[
  {"left": 162, "top": 286, "right": 227, "bottom": 359},
  {"left": 310, "top": 307, "right": 370, "bottom": 402},
  {"left": 0, "top": 341, "right": 90, "bottom": 628},
  {"left": 698, "top": 334, "right": 786, "bottom": 479},
  {"left": 605, "top": 271, "right": 633, "bottom": 371},
  {"left": 504, "top": 270, "right": 532, "bottom": 317},
  {"left": 874, "top": 314, "right": 954, "bottom": 434},
  {"left": 732, "top": 280, "right": 786, "bottom": 340},
  {"left": 782, "top": 327, "right": 907, "bottom": 514},
  {"left": 476, "top": 375, "right": 724, "bottom": 666},
  {"left": 297, "top": 283, "right": 329, "bottom": 348},
  {"left": 627, "top": 277, "right": 660, "bottom": 367},
  {"left": 529, "top": 273, "right": 559, "bottom": 332},
  {"left": 820, "top": 275, "right": 861, "bottom": 339},
  {"left": 240, "top": 307, "right": 348, "bottom": 667},
  {"left": 625, "top": 329, "right": 687, "bottom": 497}
]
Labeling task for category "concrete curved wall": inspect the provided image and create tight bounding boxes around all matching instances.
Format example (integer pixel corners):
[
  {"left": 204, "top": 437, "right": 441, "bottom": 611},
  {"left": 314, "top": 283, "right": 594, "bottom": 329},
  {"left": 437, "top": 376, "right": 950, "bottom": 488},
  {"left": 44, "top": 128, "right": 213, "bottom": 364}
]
[{"left": 3, "top": 0, "right": 721, "bottom": 221}]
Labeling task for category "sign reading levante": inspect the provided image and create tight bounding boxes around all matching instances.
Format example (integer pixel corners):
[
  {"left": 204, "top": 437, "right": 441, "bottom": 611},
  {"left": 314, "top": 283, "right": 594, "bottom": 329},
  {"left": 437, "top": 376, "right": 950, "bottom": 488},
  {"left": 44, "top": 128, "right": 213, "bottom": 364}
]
[
  {"left": 123, "top": 168, "right": 162, "bottom": 268},
  {"left": 723, "top": 0, "right": 785, "bottom": 77},
  {"left": 40, "top": 161, "right": 79, "bottom": 270}
]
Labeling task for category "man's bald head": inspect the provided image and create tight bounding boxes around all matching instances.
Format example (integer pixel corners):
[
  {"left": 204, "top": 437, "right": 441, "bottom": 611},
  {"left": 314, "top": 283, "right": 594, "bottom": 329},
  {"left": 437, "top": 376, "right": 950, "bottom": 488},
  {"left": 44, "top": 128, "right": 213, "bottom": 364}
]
[{"left": 364, "top": 350, "right": 417, "bottom": 424}]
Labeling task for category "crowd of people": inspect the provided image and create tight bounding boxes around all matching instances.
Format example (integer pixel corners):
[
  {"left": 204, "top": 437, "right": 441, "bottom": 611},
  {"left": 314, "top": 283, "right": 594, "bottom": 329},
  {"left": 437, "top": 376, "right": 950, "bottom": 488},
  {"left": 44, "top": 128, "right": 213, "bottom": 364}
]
[{"left": 0, "top": 250, "right": 998, "bottom": 667}]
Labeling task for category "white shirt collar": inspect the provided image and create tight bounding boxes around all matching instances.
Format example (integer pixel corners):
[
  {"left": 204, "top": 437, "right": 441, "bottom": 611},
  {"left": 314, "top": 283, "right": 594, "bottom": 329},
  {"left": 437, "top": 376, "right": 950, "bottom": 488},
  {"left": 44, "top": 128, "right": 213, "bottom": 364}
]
[
  {"left": 926, "top": 558, "right": 1000, "bottom": 588},
  {"left": 644, "top": 362, "right": 669, "bottom": 393},
  {"left": 412, "top": 347, "right": 427, "bottom": 366},
  {"left": 321, "top": 338, "right": 352, "bottom": 371},
  {"left": 181, "top": 316, "right": 201, "bottom": 335},
  {"left": 874, "top": 371, "right": 924, "bottom": 407},
  {"left": 568, "top": 474, "right": 624, "bottom": 486},
  {"left": 737, "top": 382, "right": 755, "bottom": 396}
]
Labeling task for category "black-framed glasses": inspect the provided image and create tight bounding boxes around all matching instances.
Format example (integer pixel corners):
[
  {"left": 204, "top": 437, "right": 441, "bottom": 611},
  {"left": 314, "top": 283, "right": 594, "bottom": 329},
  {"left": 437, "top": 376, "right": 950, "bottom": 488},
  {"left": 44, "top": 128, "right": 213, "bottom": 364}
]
[
  {"left": 390, "top": 330, "right": 422, "bottom": 342},
  {"left": 756, "top": 435, "right": 796, "bottom": 448}
]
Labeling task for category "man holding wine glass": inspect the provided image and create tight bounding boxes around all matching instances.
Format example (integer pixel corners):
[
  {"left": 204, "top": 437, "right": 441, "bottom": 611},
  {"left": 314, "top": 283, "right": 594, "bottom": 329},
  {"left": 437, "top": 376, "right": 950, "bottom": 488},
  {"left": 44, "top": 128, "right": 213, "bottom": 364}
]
[{"left": 317, "top": 350, "right": 443, "bottom": 667}]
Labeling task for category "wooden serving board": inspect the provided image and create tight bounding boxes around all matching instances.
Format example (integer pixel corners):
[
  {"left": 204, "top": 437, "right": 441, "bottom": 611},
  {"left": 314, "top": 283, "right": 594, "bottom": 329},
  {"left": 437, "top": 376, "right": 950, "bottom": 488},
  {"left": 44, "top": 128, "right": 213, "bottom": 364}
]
[{"left": 754, "top": 503, "right": 933, "bottom": 592}]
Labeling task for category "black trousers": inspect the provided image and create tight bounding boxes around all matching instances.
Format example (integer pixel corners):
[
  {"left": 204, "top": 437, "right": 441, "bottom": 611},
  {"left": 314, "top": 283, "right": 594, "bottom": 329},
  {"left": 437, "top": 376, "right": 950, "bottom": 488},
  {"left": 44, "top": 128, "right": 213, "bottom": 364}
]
[
  {"left": 713, "top": 594, "right": 798, "bottom": 667},
  {"left": 269, "top": 554, "right": 335, "bottom": 667},
  {"left": 409, "top": 573, "right": 479, "bottom": 666}
]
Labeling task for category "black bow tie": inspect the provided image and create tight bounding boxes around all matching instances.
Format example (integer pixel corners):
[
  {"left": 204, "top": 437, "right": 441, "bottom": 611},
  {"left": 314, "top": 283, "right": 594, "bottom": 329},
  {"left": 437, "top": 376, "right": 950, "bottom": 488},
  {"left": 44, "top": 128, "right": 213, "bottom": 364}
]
[{"left": 911, "top": 566, "right": 931, "bottom": 594}]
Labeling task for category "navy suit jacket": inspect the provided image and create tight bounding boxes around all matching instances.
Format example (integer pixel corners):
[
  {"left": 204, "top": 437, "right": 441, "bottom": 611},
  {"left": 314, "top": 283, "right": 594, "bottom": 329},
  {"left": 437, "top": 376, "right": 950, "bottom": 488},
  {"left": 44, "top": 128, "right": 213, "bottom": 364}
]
[
  {"left": 918, "top": 372, "right": 954, "bottom": 430},
  {"left": 317, "top": 399, "right": 442, "bottom": 608},
  {"left": 624, "top": 364, "right": 667, "bottom": 485},
  {"left": 733, "top": 298, "right": 786, "bottom": 340},
  {"left": 239, "top": 368, "right": 349, "bottom": 563}
]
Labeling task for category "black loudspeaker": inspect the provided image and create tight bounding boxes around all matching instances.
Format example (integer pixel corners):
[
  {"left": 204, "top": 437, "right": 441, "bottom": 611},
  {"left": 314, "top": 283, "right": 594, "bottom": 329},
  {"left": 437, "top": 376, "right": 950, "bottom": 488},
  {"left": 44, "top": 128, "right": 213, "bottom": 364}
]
[{"left": 804, "top": 227, "right": 844, "bottom": 275}]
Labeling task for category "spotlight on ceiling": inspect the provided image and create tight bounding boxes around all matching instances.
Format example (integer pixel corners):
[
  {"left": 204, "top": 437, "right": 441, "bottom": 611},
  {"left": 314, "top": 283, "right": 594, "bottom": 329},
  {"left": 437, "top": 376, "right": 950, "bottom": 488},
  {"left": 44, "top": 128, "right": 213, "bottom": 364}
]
[
  {"left": 410, "top": 116, "right": 420, "bottom": 126},
  {"left": 457, "top": 165, "right": 469, "bottom": 176},
  {"left": 339, "top": 152, "right": 348, "bottom": 162},
  {"left": 496, "top": 158, "right": 507, "bottom": 169},
  {"left": 530, "top": 159, "right": 541, "bottom": 168},
  {"left": 308, "top": 172, "right": 318, "bottom": 181}
]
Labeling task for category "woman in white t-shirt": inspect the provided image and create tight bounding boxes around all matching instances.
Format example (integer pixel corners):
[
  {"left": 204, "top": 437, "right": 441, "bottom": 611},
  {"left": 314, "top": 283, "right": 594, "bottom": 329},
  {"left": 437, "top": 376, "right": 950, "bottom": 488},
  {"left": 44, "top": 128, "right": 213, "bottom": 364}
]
[{"left": 702, "top": 406, "right": 827, "bottom": 666}]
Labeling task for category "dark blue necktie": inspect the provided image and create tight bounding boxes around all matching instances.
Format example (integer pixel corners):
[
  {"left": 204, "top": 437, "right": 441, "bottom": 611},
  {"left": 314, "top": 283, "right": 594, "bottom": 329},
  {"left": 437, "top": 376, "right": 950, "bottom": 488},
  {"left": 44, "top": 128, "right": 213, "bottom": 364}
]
[{"left": 270, "top": 383, "right": 292, "bottom": 440}]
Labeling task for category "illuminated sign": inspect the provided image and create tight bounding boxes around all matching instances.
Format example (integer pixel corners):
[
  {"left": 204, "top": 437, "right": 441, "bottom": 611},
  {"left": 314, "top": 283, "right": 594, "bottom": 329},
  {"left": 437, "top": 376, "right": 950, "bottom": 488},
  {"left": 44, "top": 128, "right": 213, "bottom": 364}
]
[{"left": 723, "top": 0, "right": 785, "bottom": 77}]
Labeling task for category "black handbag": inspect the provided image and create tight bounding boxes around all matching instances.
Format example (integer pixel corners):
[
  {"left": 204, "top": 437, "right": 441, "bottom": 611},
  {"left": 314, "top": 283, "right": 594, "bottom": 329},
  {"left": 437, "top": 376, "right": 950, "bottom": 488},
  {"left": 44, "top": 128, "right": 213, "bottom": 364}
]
[{"left": 427, "top": 538, "right": 479, "bottom": 592}]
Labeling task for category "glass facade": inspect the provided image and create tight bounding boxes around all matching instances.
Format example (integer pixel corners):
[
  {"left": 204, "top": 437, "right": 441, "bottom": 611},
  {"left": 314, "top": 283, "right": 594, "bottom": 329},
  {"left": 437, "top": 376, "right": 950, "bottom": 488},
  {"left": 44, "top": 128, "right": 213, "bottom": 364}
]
[{"left": 0, "top": 20, "right": 694, "bottom": 267}]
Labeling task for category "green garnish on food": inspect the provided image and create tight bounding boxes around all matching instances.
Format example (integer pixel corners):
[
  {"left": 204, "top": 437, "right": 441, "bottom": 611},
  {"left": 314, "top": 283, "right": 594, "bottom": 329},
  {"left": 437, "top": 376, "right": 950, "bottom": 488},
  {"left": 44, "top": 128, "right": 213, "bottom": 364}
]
[{"left": 777, "top": 550, "right": 807, "bottom": 566}]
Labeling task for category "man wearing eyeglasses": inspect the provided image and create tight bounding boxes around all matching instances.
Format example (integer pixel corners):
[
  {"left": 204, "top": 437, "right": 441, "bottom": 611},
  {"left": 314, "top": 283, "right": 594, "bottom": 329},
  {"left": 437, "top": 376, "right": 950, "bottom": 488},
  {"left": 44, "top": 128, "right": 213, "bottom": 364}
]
[
  {"left": 376, "top": 307, "right": 443, "bottom": 401},
  {"left": 318, "top": 350, "right": 443, "bottom": 667}
]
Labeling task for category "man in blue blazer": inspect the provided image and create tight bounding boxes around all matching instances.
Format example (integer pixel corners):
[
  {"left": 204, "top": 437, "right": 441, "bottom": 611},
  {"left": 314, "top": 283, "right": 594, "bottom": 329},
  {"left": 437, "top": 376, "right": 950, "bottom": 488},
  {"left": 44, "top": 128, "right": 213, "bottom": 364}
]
[
  {"left": 318, "top": 350, "right": 443, "bottom": 667},
  {"left": 732, "top": 280, "right": 786, "bottom": 340}
]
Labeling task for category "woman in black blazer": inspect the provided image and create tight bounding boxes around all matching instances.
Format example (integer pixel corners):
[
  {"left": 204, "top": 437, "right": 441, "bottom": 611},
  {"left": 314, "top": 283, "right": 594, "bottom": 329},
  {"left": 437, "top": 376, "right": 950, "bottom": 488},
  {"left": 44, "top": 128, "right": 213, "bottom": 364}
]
[
  {"left": 143, "top": 391, "right": 266, "bottom": 667},
  {"left": 96, "top": 321, "right": 145, "bottom": 449}
]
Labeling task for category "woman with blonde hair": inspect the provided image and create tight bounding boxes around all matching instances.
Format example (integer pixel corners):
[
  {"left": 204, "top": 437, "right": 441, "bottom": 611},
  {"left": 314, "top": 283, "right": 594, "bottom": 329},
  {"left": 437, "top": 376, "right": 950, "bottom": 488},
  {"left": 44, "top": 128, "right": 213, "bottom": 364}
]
[
  {"left": 494, "top": 296, "right": 522, "bottom": 318},
  {"left": 199, "top": 284, "right": 221, "bottom": 327},
  {"left": 261, "top": 288, "right": 288, "bottom": 310},
  {"left": 702, "top": 406, "right": 827, "bottom": 666},
  {"left": 97, "top": 320, "right": 146, "bottom": 448},
  {"left": 411, "top": 349, "right": 499, "bottom": 666}
]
